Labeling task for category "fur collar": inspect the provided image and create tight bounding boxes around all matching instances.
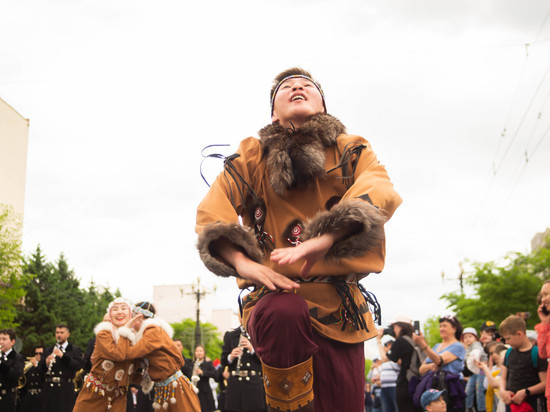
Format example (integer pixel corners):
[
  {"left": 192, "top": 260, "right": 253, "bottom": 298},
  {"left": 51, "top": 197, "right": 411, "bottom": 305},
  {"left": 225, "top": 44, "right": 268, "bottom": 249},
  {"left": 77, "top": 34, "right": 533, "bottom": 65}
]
[
  {"left": 258, "top": 113, "right": 346, "bottom": 195},
  {"left": 94, "top": 321, "right": 120, "bottom": 343},
  {"left": 134, "top": 317, "right": 173, "bottom": 343}
]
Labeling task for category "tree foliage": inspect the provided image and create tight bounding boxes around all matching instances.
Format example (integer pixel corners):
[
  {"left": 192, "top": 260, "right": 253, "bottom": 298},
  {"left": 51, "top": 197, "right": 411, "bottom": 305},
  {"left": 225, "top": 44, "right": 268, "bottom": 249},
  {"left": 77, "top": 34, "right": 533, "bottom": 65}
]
[
  {"left": 171, "top": 318, "right": 223, "bottom": 361},
  {"left": 15, "top": 246, "right": 120, "bottom": 354},
  {"left": 441, "top": 232, "right": 550, "bottom": 331},
  {"left": 422, "top": 315, "right": 442, "bottom": 347},
  {"left": 0, "top": 204, "right": 29, "bottom": 327}
]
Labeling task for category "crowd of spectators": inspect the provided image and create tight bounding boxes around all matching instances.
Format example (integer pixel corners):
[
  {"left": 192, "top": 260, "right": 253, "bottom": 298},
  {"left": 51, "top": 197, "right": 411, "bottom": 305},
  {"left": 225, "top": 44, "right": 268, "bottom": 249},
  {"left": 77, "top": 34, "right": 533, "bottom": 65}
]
[{"left": 366, "top": 281, "right": 550, "bottom": 412}]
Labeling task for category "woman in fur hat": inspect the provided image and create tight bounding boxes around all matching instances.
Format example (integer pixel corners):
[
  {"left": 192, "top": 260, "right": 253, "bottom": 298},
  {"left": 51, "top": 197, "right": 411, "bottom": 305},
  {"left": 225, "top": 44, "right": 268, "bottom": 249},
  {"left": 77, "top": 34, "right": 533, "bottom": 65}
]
[
  {"left": 196, "top": 68, "right": 402, "bottom": 412},
  {"left": 73, "top": 297, "right": 139, "bottom": 412},
  {"left": 118, "top": 301, "right": 201, "bottom": 412}
]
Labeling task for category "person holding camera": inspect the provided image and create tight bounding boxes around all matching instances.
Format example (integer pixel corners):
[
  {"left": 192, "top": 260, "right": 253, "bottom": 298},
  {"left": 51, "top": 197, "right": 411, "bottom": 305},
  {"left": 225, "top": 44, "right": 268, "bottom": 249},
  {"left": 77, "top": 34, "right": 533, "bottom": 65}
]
[
  {"left": 377, "top": 316, "right": 422, "bottom": 412},
  {"left": 413, "top": 315, "right": 466, "bottom": 412}
]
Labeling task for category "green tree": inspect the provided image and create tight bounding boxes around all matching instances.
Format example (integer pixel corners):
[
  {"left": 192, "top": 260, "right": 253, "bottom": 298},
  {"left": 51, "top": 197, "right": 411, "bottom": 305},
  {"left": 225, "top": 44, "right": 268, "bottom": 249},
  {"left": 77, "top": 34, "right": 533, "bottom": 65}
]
[
  {"left": 171, "top": 318, "right": 223, "bottom": 361},
  {"left": 0, "top": 204, "right": 29, "bottom": 327},
  {"left": 365, "top": 358, "right": 373, "bottom": 381},
  {"left": 15, "top": 246, "right": 119, "bottom": 354},
  {"left": 420, "top": 315, "right": 442, "bottom": 347},
  {"left": 441, "top": 232, "right": 550, "bottom": 331}
]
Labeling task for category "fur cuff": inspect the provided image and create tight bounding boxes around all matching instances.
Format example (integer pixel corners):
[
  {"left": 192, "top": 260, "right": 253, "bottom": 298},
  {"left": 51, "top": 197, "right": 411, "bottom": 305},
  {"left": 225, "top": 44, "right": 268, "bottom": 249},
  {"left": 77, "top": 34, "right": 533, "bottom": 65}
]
[
  {"left": 303, "top": 199, "right": 386, "bottom": 260},
  {"left": 197, "top": 222, "right": 263, "bottom": 277},
  {"left": 118, "top": 326, "right": 136, "bottom": 345},
  {"left": 135, "top": 318, "right": 173, "bottom": 343}
]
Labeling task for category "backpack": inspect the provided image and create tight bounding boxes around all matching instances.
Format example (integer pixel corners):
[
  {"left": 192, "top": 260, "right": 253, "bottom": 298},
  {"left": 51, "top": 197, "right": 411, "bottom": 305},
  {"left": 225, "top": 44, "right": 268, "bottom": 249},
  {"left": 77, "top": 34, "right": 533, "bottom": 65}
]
[
  {"left": 504, "top": 345, "right": 539, "bottom": 368},
  {"left": 402, "top": 335, "right": 428, "bottom": 381}
]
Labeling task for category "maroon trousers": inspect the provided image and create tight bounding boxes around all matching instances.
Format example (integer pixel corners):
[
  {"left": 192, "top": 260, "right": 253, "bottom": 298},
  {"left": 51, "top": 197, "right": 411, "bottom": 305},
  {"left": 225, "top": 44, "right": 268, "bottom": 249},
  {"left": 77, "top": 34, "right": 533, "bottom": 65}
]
[{"left": 247, "top": 292, "right": 365, "bottom": 412}]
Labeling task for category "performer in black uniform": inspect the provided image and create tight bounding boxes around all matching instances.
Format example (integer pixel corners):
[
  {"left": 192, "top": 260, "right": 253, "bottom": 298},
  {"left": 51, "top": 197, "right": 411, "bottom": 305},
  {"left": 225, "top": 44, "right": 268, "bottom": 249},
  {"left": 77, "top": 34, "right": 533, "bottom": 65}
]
[
  {"left": 0, "top": 329, "right": 25, "bottom": 412},
  {"left": 18, "top": 345, "right": 44, "bottom": 412},
  {"left": 39, "top": 323, "right": 83, "bottom": 412},
  {"left": 221, "top": 326, "right": 267, "bottom": 412}
]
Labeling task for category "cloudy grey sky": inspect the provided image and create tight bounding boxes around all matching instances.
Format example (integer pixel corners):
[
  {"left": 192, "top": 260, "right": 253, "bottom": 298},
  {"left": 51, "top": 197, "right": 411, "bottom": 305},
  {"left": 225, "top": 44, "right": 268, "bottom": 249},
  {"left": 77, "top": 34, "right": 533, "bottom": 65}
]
[{"left": 2, "top": 0, "right": 549, "bottom": 335}]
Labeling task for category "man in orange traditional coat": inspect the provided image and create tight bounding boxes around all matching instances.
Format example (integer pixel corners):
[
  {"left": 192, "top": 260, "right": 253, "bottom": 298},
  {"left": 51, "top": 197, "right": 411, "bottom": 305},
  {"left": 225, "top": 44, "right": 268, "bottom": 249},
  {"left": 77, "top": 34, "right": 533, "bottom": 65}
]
[{"left": 196, "top": 67, "right": 402, "bottom": 412}]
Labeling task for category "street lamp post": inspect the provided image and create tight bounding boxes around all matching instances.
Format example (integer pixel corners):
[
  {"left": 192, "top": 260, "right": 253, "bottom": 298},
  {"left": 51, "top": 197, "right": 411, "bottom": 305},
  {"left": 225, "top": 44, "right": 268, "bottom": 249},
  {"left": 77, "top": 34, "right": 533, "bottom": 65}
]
[{"left": 185, "top": 277, "right": 215, "bottom": 350}]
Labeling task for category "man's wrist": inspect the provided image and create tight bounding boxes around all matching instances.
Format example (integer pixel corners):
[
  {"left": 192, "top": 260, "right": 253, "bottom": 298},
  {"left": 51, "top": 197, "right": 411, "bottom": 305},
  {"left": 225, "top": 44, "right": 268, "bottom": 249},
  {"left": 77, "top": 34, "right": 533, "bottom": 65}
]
[{"left": 524, "top": 387, "right": 531, "bottom": 397}]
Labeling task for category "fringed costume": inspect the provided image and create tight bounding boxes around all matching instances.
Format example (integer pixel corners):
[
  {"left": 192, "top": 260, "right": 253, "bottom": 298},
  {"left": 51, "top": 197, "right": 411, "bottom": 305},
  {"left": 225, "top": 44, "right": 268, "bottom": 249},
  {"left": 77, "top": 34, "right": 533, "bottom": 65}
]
[
  {"left": 196, "top": 113, "right": 401, "bottom": 412},
  {"left": 73, "top": 322, "right": 136, "bottom": 412},
  {"left": 119, "top": 318, "right": 201, "bottom": 412}
]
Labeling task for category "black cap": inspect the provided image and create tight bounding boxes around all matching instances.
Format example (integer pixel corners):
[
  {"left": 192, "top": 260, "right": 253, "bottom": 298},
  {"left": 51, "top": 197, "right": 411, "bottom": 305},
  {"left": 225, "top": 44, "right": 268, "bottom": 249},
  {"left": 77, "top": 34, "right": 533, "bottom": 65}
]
[{"left": 481, "top": 320, "right": 497, "bottom": 332}]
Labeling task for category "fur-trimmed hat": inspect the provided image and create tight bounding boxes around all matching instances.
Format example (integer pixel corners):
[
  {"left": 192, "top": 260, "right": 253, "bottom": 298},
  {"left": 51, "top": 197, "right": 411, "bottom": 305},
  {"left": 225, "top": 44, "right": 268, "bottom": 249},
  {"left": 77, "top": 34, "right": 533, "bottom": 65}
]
[{"left": 106, "top": 297, "right": 134, "bottom": 314}]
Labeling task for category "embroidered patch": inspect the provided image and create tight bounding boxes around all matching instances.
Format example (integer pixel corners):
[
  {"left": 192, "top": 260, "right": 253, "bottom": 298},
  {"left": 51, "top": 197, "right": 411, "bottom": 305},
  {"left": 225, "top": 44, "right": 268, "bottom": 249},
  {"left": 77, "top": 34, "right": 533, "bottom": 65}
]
[
  {"left": 302, "top": 371, "right": 312, "bottom": 385},
  {"left": 283, "top": 219, "right": 304, "bottom": 246},
  {"left": 280, "top": 378, "right": 293, "bottom": 394},
  {"left": 102, "top": 360, "right": 114, "bottom": 371},
  {"left": 114, "top": 369, "right": 125, "bottom": 381}
]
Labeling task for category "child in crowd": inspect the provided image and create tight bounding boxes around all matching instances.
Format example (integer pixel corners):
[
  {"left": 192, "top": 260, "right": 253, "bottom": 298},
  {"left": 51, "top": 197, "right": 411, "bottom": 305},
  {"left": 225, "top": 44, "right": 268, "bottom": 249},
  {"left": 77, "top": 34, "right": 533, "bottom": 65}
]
[
  {"left": 480, "top": 321, "right": 499, "bottom": 346},
  {"left": 476, "top": 342, "right": 507, "bottom": 412},
  {"left": 462, "top": 327, "right": 487, "bottom": 412},
  {"left": 421, "top": 389, "right": 447, "bottom": 412},
  {"left": 499, "top": 315, "right": 547, "bottom": 410}
]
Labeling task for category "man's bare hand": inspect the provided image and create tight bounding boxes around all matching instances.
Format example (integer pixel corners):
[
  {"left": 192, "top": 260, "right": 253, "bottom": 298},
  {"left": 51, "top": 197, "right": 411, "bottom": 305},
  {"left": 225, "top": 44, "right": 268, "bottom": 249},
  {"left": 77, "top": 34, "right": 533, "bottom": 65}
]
[
  {"left": 270, "top": 234, "right": 335, "bottom": 277},
  {"left": 234, "top": 256, "right": 300, "bottom": 291},
  {"left": 230, "top": 347, "right": 243, "bottom": 359},
  {"left": 240, "top": 336, "right": 253, "bottom": 351}
]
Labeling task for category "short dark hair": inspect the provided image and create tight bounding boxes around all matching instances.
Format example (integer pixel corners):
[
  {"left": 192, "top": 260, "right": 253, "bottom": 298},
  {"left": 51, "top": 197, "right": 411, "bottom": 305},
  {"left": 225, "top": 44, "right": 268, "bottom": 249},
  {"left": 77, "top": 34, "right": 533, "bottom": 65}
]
[
  {"left": 56, "top": 323, "right": 70, "bottom": 331},
  {"left": 0, "top": 328, "right": 16, "bottom": 341},
  {"left": 135, "top": 301, "right": 156, "bottom": 318},
  {"left": 270, "top": 67, "right": 317, "bottom": 103}
]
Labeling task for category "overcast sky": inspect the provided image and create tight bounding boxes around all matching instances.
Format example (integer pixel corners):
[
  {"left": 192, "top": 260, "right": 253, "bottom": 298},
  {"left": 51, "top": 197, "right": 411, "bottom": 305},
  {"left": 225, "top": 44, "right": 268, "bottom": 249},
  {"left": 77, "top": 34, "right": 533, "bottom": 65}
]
[{"left": 2, "top": 0, "right": 549, "bottom": 341}]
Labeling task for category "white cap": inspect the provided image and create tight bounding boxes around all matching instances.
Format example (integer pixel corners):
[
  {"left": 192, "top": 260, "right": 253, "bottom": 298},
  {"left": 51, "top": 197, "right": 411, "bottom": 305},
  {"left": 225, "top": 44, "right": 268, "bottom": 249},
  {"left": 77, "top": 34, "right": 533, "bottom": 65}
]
[
  {"left": 390, "top": 316, "right": 412, "bottom": 325},
  {"left": 462, "top": 327, "right": 478, "bottom": 339}
]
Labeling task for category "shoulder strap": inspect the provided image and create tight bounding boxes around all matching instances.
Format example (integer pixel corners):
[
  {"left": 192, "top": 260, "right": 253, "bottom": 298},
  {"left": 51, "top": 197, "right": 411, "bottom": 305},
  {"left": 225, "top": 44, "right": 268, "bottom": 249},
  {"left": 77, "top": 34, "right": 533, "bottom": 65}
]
[
  {"left": 531, "top": 345, "right": 539, "bottom": 368},
  {"left": 402, "top": 335, "right": 415, "bottom": 348},
  {"left": 504, "top": 347, "right": 512, "bottom": 367}
]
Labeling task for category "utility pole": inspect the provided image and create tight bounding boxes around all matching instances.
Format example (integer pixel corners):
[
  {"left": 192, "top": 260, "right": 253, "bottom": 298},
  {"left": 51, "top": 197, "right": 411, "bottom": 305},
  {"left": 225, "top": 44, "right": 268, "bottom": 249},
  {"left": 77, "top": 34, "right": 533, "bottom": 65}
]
[{"left": 441, "top": 261, "right": 465, "bottom": 295}]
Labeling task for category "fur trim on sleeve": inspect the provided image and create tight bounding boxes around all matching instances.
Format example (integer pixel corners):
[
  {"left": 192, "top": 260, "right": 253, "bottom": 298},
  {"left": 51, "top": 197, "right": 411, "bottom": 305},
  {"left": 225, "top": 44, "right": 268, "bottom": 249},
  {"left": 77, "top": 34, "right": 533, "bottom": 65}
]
[
  {"left": 303, "top": 198, "right": 386, "bottom": 260},
  {"left": 134, "top": 318, "right": 174, "bottom": 343},
  {"left": 118, "top": 326, "right": 136, "bottom": 345},
  {"left": 197, "top": 222, "right": 263, "bottom": 277}
]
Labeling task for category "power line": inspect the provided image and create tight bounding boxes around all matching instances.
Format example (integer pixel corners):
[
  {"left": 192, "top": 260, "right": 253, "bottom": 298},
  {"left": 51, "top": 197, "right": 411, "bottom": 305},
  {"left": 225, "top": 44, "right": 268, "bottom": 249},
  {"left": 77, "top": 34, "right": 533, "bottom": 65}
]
[{"left": 460, "top": 9, "right": 550, "bottom": 256}]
